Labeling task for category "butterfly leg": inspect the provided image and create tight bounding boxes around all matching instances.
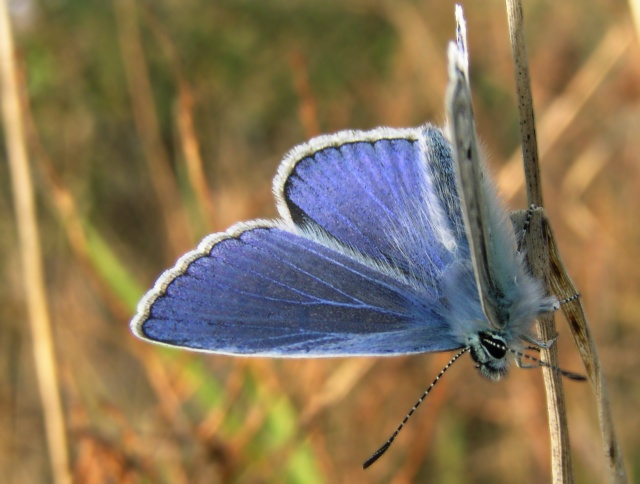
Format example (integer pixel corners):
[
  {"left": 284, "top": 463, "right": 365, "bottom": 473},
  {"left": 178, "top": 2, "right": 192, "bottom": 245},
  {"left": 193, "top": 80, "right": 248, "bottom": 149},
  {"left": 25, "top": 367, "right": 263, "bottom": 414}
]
[
  {"left": 515, "top": 355, "right": 542, "bottom": 370},
  {"left": 551, "top": 293, "right": 581, "bottom": 310},
  {"left": 516, "top": 334, "right": 556, "bottom": 368},
  {"left": 515, "top": 342, "right": 549, "bottom": 369},
  {"left": 522, "top": 333, "right": 557, "bottom": 349}
]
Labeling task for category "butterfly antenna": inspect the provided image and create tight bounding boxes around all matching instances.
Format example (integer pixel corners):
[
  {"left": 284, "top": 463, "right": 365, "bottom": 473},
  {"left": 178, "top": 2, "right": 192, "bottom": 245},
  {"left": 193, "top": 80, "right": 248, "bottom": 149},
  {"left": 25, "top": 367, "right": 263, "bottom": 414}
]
[{"left": 362, "top": 347, "right": 469, "bottom": 469}]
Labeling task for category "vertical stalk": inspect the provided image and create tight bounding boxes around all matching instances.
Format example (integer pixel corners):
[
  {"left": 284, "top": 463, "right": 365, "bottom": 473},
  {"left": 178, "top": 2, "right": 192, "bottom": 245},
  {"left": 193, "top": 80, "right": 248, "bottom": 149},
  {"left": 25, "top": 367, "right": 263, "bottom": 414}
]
[
  {"left": 505, "top": 0, "right": 572, "bottom": 481},
  {"left": 0, "top": 2, "right": 71, "bottom": 482}
]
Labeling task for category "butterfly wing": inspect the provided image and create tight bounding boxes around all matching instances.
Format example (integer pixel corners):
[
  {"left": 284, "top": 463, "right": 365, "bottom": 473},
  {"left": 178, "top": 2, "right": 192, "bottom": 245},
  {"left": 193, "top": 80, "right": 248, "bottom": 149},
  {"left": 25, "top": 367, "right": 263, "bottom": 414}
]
[
  {"left": 274, "top": 125, "right": 468, "bottom": 289},
  {"left": 132, "top": 222, "right": 461, "bottom": 356},
  {"left": 445, "top": 15, "right": 522, "bottom": 330}
]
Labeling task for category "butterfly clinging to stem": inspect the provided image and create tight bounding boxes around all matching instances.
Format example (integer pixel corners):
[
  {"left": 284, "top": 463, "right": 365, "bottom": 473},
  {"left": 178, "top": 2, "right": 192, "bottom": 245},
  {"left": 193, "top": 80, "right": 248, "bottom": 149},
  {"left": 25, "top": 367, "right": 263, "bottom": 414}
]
[{"left": 131, "top": 4, "right": 584, "bottom": 468}]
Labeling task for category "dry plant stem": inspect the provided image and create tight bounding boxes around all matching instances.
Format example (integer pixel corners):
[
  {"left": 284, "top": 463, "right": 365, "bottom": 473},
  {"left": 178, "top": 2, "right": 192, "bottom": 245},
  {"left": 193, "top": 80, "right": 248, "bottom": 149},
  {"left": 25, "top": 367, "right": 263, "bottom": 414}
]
[
  {"left": 175, "top": 82, "right": 217, "bottom": 229},
  {"left": 506, "top": 1, "right": 627, "bottom": 482},
  {"left": 513, "top": 212, "right": 574, "bottom": 482},
  {"left": 0, "top": 3, "right": 71, "bottom": 484},
  {"left": 505, "top": 0, "right": 543, "bottom": 206},
  {"left": 140, "top": 7, "right": 217, "bottom": 229},
  {"left": 114, "top": 0, "right": 192, "bottom": 256},
  {"left": 545, "top": 221, "right": 627, "bottom": 483},
  {"left": 505, "top": 0, "right": 573, "bottom": 481}
]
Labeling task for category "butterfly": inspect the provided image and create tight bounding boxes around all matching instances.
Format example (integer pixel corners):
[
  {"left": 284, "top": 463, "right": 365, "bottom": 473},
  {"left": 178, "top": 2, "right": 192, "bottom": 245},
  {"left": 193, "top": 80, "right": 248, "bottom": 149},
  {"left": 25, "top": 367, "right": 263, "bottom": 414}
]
[{"left": 130, "top": 5, "right": 582, "bottom": 468}]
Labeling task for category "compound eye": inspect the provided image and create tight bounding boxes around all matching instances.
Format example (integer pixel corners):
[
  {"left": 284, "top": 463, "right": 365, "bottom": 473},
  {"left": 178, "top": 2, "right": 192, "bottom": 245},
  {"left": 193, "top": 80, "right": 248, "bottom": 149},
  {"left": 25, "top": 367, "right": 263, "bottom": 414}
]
[{"left": 479, "top": 332, "right": 507, "bottom": 360}]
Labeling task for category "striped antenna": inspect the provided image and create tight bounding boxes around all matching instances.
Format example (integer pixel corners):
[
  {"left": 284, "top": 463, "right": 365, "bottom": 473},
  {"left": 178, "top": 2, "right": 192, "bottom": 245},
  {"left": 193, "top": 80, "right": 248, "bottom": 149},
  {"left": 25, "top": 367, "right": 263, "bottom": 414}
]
[{"left": 363, "top": 347, "right": 469, "bottom": 469}]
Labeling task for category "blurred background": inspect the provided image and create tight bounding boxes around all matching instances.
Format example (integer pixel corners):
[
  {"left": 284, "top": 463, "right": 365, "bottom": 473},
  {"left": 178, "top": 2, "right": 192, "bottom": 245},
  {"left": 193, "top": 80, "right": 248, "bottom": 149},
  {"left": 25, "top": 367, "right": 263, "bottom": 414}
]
[{"left": 2, "top": 0, "right": 638, "bottom": 482}]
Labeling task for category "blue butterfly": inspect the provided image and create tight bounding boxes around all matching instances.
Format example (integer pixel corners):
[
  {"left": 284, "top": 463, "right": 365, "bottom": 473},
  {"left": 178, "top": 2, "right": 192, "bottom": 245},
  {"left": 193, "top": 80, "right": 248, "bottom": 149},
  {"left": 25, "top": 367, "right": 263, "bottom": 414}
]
[
  {"left": 130, "top": 115, "right": 557, "bottom": 377},
  {"left": 130, "top": 6, "right": 582, "bottom": 467},
  {"left": 131, "top": 11, "right": 559, "bottom": 382}
]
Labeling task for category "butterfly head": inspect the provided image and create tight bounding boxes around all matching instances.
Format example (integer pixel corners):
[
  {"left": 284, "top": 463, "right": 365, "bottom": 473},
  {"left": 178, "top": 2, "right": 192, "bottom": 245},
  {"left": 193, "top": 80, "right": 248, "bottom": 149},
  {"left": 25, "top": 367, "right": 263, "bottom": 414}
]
[{"left": 468, "top": 330, "right": 511, "bottom": 381}]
